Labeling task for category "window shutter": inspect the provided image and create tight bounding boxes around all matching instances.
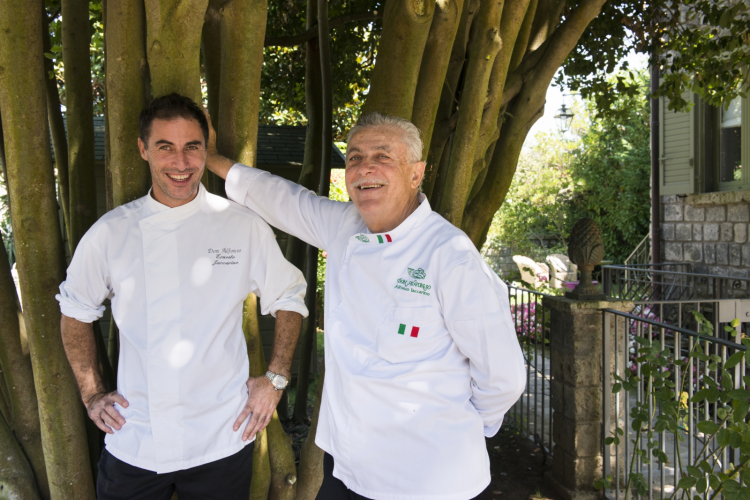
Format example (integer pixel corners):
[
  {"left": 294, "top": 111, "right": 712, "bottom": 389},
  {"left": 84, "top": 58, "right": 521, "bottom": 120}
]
[{"left": 659, "top": 92, "right": 696, "bottom": 195}]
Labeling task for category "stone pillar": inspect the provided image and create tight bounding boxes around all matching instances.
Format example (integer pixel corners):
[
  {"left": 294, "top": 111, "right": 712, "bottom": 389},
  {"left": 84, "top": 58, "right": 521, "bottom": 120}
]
[{"left": 544, "top": 296, "right": 632, "bottom": 500}]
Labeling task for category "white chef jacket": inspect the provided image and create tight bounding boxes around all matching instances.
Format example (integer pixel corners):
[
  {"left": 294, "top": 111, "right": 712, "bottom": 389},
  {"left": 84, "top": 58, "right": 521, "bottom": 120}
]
[
  {"left": 225, "top": 165, "right": 526, "bottom": 500},
  {"left": 56, "top": 184, "right": 308, "bottom": 474}
]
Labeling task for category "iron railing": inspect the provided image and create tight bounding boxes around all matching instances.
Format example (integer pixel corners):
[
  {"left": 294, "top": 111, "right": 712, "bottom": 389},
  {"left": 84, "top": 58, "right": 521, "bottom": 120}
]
[
  {"left": 507, "top": 284, "right": 554, "bottom": 457},
  {"left": 603, "top": 264, "right": 750, "bottom": 303},
  {"left": 602, "top": 308, "right": 747, "bottom": 500},
  {"left": 624, "top": 234, "right": 651, "bottom": 267}
]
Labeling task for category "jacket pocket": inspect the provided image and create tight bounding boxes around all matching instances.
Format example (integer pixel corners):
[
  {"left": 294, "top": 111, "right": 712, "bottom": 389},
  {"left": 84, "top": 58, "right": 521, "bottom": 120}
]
[{"left": 376, "top": 305, "right": 442, "bottom": 364}]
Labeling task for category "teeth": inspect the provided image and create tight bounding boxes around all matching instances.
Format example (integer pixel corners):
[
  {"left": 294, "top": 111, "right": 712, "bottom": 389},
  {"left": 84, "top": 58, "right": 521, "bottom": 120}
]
[
  {"left": 360, "top": 185, "right": 382, "bottom": 189},
  {"left": 167, "top": 174, "right": 190, "bottom": 181}
]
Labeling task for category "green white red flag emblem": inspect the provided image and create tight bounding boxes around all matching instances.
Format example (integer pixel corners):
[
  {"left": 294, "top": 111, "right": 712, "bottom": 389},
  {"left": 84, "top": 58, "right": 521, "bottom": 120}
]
[{"left": 398, "top": 324, "right": 420, "bottom": 338}]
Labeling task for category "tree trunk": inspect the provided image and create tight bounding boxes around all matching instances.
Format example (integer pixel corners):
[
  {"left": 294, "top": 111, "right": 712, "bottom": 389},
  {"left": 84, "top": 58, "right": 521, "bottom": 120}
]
[
  {"left": 292, "top": 245, "right": 317, "bottom": 423},
  {"left": 411, "top": 0, "right": 464, "bottom": 158},
  {"left": 437, "top": 0, "right": 504, "bottom": 226},
  {"left": 361, "top": 0, "right": 436, "bottom": 119},
  {"left": 0, "top": 236, "right": 49, "bottom": 499},
  {"left": 0, "top": 413, "right": 41, "bottom": 500},
  {"left": 243, "top": 294, "right": 272, "bottom": 499},
  {"left": 144, "top": 0, "right": 208, "bottom": 102},
  {"left": 421, "top": 0, "right": 478, "bottom": 198},
  {"left": 296, "top": 364, "right": 325, "bottom": 500},
  {"left": 62, "top": 0, "right": 98, "bottom": 251},
  {"left": 42, "top": 13, "right": 72, "bottom": 253},
  {"left": 0, "top": 1, "right": 96, "bottom": 497},
  {"left": 106, "top": 0, "right": 151, "bottom": 207},
  {"left": 461, "top": 0, "right": 608, "bottom": 244},
  {"left": 201, "top": 1, "right": 225, "bottom": 196},
  {"left": 216, "top": 0, "right": 268, "bottom": 168}
]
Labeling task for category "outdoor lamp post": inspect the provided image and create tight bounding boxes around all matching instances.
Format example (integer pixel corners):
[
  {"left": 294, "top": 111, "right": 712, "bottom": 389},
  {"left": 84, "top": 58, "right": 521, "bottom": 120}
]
[{"left": 554, "top": 102, "right": 574, "bottom": 134}]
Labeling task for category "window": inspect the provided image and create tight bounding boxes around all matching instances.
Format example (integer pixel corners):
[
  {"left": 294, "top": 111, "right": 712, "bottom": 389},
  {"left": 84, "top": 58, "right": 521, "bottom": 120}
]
[{"left": 719, "top": 96, "right": 742, "bottom": 184}]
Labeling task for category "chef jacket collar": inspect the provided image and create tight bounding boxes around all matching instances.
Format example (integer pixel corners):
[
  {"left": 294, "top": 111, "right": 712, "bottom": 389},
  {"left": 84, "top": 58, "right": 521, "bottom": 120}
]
[
  {"left": 141, "top": 183, "right": 207, "bottom": 228},
  {"left": 350, "top": 192, "right": 431, "bottom": 245}
]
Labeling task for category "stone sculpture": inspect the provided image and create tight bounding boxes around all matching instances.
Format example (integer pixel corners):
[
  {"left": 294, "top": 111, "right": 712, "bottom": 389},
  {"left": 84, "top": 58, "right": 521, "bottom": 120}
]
[{"left": 566, "top": 217, "right": 606, "bottom": 300}]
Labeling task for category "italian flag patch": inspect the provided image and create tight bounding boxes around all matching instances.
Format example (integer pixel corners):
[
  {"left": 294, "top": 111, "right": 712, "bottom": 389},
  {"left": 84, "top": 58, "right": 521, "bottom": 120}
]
[
  {"left": 377, "top": 234, "right": 393, "bottom": 244},
  {"left": 398, "top": 324, "right": 420, "bottom": 338}
]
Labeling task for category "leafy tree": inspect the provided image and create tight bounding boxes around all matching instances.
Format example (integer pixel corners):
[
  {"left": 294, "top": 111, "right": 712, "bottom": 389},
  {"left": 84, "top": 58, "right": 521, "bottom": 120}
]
[
  {"left": 485, "top": 69, "right": 651, "bottom": 266},
  {"left": 567, "top": 70, "right": 651, "bottom": 263}
]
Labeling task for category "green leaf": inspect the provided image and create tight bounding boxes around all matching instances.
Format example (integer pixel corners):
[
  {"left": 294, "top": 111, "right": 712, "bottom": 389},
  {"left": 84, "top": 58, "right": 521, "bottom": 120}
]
[
  {"left": 727, "top": 389, "right": 750, "bottom": 400},
  {"left": 729, "top": 431, "right": 743, "bottom": 449},
  {"left": 678, "top": 476, "right": 698, "bottom": 489},
  {"left": 692, "top": 388, "right": 709, "bottom": 402},
  {"left": 709, "top": 474, "right": 721, "bottom": 490},
  {"left": 725, "top": 351, "right": 745, "bottom": 369},
  {"left": 699, "top": 460, "right": 714, "bottom": 474},
  {"left": 733, "top": 399, "right": 749, "bottom": 422},
  {"left": 612, "top": 383, "right": 622, "bottom": 393},
  {"left": 696, "top": 477, "right": 708, "bottom": 494},
  {"left": 697, "top": 420, "right": 720, "bottom": 435},
  {"left": 687, "top": 465, "right": 702, "bottom": 477},
  {"left": 723, "top": 480, "right": 742, "bottom": 493}
]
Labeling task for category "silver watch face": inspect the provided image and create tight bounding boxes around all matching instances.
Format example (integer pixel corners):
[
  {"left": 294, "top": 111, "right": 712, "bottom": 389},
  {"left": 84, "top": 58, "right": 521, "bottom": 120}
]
[{"left": 272, "top": 375, "right": 288, "bottom": 390}]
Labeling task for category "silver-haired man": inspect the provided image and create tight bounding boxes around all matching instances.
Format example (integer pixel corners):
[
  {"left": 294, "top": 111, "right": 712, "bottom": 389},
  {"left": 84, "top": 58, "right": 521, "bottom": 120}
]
[{"left": 205, "top": 112, "right": 525, "bottom": 500}]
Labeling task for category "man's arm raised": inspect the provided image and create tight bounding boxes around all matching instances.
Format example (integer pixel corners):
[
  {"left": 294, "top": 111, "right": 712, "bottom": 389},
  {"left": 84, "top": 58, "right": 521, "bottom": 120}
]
[
  {"left": 203, "top": 109, "right": 352, "bottom": 252},
  {"left": 61, "top": 315, "right": 128, "bottom": 434},
  {"left": 233, "top": 310, "right": 303, "bottom": 441}
]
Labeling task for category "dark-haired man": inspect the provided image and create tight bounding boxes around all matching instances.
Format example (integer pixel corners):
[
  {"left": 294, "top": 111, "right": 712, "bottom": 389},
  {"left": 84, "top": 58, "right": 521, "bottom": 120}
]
[{"left": 57, "top": 93, "right": 307, "bottom": 499}]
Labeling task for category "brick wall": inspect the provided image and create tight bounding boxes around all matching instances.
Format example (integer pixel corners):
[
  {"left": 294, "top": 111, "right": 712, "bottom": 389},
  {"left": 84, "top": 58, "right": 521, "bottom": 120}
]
[{"left": 661, "top": 194, "right": 750, "bottom": 277}]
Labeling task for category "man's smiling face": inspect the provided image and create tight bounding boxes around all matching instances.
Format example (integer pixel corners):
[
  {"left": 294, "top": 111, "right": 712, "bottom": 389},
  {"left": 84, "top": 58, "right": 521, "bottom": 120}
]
[
  {"left": 345, "top": 125, "right": 423, "bottom": 229},
  {"left": 138, "top": 117, "right": 206, "bottom": 208}
]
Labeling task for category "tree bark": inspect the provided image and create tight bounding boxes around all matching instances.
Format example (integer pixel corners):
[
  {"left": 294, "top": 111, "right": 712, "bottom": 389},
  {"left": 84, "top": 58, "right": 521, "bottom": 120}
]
[
  {"left": 243, "top": 294, "right": 272, "bottom": 499},
  {"left": 201, "top": 1, "right": 225, "bottom": 196},
  {"left": 0, "top": 237, "right": 49, "bottom": 499},
  {"left": 437, "top": 0, "right": 504, "bottom": 226},
  {"left": 144, "top": 0, "right": 208, "bottom": 102},
  {"left": 0, "top": 413, "right": 41, "bottom": 500},
  {"left": 293, "top": 245, "right": 317, "bottom": 423},
  {"left": 411, "top": 0, "right": 464, "bottom": 158},
  {"left": 462, "top": 0, "right": 608, "bottom": 244},
  {"left": 422, "top": 0, "right": 478, "bottom": 197},
  {"left": 62, "top": 0, "right": 98, "bottom": 251},
  {"left": 0, "top": 1, "right": 96, "bottom": 497},
  {"left": 216, "top": 0, "right": 268, "bottom": 168},
  {"left": 106, "top": 0, "right": 151, "bottom": 207},
  {"left": 361, "top": 0, "right": 436, "bottom": 119},
  {"left": 42, "top": 13, "right": 72, "bottom": 253},
  {"left": 296, "top": 364, "right": 325, "bottom": 500}
]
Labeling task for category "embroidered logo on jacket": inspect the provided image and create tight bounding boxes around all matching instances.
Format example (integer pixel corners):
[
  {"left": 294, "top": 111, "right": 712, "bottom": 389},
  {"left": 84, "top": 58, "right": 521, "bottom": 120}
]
[
  {"left": 395, "top": 267, "right": 431, "bottom": 296},
  {"left": 398, "top": 324, "right": 420, "bottom": 337},
  {"left": 407, "top": 268, "right": 426, "bottom": 280},
  {"left": 208, "top": 248, "right": 241, "bottom": 266},
  {"left": 355, "top": 234, "right": 370, "bottom": 243}
]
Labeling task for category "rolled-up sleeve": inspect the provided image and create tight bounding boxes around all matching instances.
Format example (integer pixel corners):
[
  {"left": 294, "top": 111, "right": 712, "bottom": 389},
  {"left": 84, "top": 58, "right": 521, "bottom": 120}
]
[
  {"left": 56, "top": 231, "right": 111, "bottom": 323},
  {"left": 439, "top": 256, "right": 526, "bottom": 437},
  {"left": 247, "top": 216, "right": 308, "bottom": 318}
]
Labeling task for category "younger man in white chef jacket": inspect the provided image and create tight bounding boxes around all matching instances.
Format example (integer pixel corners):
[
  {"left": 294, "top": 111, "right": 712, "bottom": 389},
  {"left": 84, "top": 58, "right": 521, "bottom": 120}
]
[
  {"left": 204, "top": 111, "right": 527, "bottom": 500},
  {"left": 57, "top": 94, "right": 308, "bottom": 500}
]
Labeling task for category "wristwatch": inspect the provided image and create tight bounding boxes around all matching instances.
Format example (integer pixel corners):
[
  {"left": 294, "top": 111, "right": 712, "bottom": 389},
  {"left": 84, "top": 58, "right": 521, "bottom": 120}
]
[{"left": 265, "top": 370, "right": 289, "bottom": 391}]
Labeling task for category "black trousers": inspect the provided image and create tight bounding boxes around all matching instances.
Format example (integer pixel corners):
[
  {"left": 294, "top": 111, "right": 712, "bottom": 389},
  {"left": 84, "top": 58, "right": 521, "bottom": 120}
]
[
  {"left": 315, "top": 452, "right": 493, "bottom": 500},
  {"left": 97, "top": 442, "right": 254, "bottom": 500}
]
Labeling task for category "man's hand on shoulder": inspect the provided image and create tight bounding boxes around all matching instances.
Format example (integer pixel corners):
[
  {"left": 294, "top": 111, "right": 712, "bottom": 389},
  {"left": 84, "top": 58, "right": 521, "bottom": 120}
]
[
  {"left": 234, "top": 375, "right": 284, "bottom": 441},
  {"left": 202, "top": 108, "right": 235, "bottom": 180},
  {"left": 85, "top": 391, "right": 129, "bottom": 434}
]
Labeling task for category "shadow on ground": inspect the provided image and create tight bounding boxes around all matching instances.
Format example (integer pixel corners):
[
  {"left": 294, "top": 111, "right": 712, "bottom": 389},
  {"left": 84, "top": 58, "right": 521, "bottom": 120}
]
[{"left": 486, "top": 423, "right": 564, "bottom": 500}]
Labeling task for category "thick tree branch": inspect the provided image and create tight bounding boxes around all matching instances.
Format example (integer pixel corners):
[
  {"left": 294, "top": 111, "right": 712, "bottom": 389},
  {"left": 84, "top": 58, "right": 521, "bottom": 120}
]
[{"left": 264, "top": 10, "right": 383, "bottom": 47}]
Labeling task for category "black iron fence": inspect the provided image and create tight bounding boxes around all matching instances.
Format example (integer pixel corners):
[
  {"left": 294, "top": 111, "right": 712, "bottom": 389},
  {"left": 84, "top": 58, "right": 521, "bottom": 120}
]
[
  {"left": 507, "top": 284, "right": 554, "bottom": 457},
  {"left": 602, "top": 308, "right": 748, "bottom": 500}
]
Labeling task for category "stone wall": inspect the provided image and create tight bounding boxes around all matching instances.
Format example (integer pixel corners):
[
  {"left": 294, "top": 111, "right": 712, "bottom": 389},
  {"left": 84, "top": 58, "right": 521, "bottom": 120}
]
[
  {"left": 482, "top": 245, "right": 516, "bottom": 277},
  {"left": 661, "top": 194, "right": 750, "bottom": 278}
]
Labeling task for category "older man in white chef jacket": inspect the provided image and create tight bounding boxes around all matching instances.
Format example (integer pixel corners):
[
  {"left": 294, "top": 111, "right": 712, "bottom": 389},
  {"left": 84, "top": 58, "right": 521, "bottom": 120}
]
[
  {"left": 205, "top": 111, "right": 526, "bottom": 500},
  {"left": 57, "top": 94, "right": 308, "bottom": 500}
]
